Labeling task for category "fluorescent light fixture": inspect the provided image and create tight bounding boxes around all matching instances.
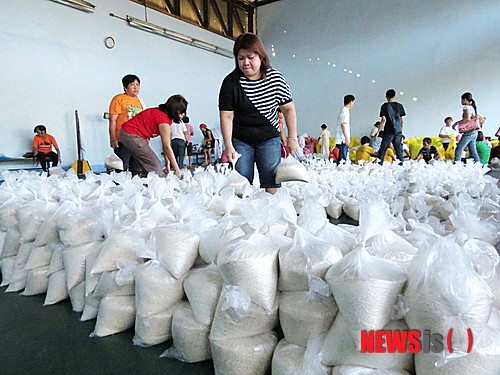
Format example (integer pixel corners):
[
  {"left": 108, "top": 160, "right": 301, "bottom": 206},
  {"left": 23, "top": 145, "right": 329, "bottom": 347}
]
[
  {"left": 50, "top": 0, "right": 95, "bottom": 13},
  {"left": 126, "top": 15, "right": 232, "bottom": 58}
]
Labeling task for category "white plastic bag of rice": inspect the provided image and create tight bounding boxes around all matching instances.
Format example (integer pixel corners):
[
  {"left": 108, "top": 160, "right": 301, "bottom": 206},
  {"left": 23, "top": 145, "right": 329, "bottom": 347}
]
[
  {"left": 0, "top": 256, "right": 16, "bottom": 286},
  {"left": 462, "top": 238, "right": 500, "bottom": 295},
  {"left": 210, "top": 285, "right": 278, "bottom": 340},
  {"left": 160, "top": 301, "right": 212, "bottom": 363},
  {"left": 63, "top": 241, "right": 103, "bottom": 291},
  {"left": 217, "top": 232, "right": 279, "bottom": 312},
  {"left": 326, "top": 196, "right": 344, "bottom": 219},
  {"left": 57, "top": 203, "right": 109, "bottom": 247},
  {"left": 338, "top": 195, "right": 360, "bottom": 221},
  {"left": 279, "top": 279, "right": 338, "bottom": 347},
  {"left": 279, "top": 226, "right": 343, "bottom": 292},
  {"left": 404, "top": 237, "right": 493, "bottom": 359},
  {"left": 0, "top": 196, "right": 23, "bottom": 231},
  {"left": 34, "top": 203, "right": 62, "bottom": 246},
  {"left": 134, "top": 260, "right": 185, "bottom": 316},
  {"left": 272, "top": 338, "right": 333, "bottom": 374},
  {"left": 93, "top": 270, "right": 135, "bottom": 297},
  {"left": 298, "top": 201, "right": 328, "bottom": 235},
  {"left": 17, "top": 200, "right": 59, "bottom": 243},
  {"left": 69, "top": 281, "right": 86, "bottom": 312},
  {"left": 134, "top": 306, "right": 175, "bottom": 347},
  {"left": 47, "top": 243, "right": 65, "bottom": 276},
  {"left": 211, "top": 331, "right": 277, "bottom": 375},
  {"left": 25, "top": 244, "right": 54, "bottom": 271},
  {"left": 1, "top": 226, "right": 21, "bottom": 259},
  {"left": 90, "top": 226, "right": 146, "bottom": 274},
  {"left": 184, "top": 265, "right": 224, "bottom": 325},
  {"left": 0, "top": 230, "right": 7, "bottom": 257},
  {"left": 414, "top": 321, "right": 500, "bottom": 375},
  {"left": 325, "top": 244, "right": 407, "bottom": 346},
  {"left": 85, "top": 250, "right": 101, "bottom": 297},
  {"left": 321, "top": 314, "right": 414, "bottom": 372},
  {"left": 90, "top": 295, "right": 136, "bottom": 337},
  {"left": 199, "top": 220, "right": 246, "bottom": 264},
  {"left": 21, "top": 265, "right": 49, "bottom": 296},
  {"left": 153, "top": 223, "right": 200, "bottom": 279},
  {"left": 80, "top": 294, "right": 101, "bottom": 321},
  {"left": 365, "top": 230, "right": 417, "bottom": 271},
  {"left": 44, "top": 269, "right": 68, "bottom": 305},
  {"left": 331, "top": 366, "right": 411, "bottom": 375},
  {"left": 316, "top": 221, "right": 357, "bottom": 256},
  {"left": 272, "top": 339, "right": 307, "bottom": 374},
  {"left": 6, "top": 262, "right": 28, "bottom": 292}
]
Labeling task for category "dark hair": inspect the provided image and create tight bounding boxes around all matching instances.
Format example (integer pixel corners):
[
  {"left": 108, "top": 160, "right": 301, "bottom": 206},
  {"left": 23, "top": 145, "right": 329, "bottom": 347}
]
[
  {"left": 122, "top": 74, "right": 140, "bottom": 88},
  {"left": 374, "top": 121, "right": 381, "bottom": 127},
  {"left": 321, "top": 124, "right": 327, "bottom": 130},
  {"left": 344, "top": 94, "right": 355, "bottom": 105},
  {"left": 159, "top": 94, "right": 188, "bottom": 123},
  {"left": 444, "top": 116, "right": 453, "bottom": 123},
  {"left": 386, "top": 89, "right": 396, "bottom": 99},
  {"left": 183, "top": 116, "right": 190, "bottom": 123},
  {"left": 360, "top": 136, "right": 370, "bottom": 144},
  {"left": 34, "top": 124, "right": 46, "bottom": 133},
  {"left": 477, "top": 131, "right": 484, "bottom": 142},
  {"left": 233, "top": 33, "right": 271, "bottom": 78},
  {"left": 461, "top": 92, "right": 477, "bottom": 114},
  {"left": 423, "top": 137, "right": 432, "bottom": 145}
]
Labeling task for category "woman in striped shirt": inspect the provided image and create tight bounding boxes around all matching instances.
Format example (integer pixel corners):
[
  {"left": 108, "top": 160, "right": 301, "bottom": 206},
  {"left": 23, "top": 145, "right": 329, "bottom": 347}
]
[{"left": 219, "top": 32, "right": 299, "bottom": 194}]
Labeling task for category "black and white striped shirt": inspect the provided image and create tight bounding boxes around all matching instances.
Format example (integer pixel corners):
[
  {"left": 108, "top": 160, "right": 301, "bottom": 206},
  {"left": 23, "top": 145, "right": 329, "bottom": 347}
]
[{"left": 219, "top": 68, "right": 293, "bottom": 144}]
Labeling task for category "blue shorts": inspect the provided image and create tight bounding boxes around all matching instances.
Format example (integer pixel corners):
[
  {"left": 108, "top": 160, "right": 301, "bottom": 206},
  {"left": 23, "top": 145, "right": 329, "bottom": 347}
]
[{"left": 233, "top": 137, "right": 281, "bottom": 189}]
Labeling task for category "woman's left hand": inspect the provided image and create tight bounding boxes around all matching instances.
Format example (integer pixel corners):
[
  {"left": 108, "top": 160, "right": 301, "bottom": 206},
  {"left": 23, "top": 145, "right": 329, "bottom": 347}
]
[{"left": 287, "top": 138, "right": 299, "bottom": 156}]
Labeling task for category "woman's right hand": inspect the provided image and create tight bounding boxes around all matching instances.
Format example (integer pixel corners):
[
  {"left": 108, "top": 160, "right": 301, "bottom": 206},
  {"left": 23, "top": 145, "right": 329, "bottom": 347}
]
[
  {"left": 174, "top": 168, "right": 182, "bottom": 179},
  {"left": 110, "top": 137, "right": 119, "bottom": 149},
  {"left": 225, "top": 145, "right": 237, "bottom": 163}
]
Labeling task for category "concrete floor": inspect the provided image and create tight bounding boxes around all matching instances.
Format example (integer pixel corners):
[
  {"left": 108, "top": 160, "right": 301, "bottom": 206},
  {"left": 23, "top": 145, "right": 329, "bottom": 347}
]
[{"left": 0, "top": 282, "right": 214, "bottom": 375}]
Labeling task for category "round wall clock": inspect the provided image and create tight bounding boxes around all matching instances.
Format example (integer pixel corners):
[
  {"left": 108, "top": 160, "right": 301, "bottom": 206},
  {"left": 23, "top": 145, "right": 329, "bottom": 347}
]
[{"left": 104, "top": 36, "right": 115, "bottom": 49}]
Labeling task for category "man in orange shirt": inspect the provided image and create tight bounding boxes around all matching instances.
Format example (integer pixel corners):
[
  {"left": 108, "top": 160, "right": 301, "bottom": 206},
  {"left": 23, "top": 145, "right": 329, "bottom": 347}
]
[
  {"left": 33, "top": 125, "right": 61, "bottom": 171},
  {"left": 108, "top": 74, "right": 144, "bottom": 173}
]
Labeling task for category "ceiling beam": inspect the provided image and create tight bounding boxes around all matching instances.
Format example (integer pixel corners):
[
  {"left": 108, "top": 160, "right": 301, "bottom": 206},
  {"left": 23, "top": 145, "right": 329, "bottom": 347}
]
[{"left": 252, "top": 0, "right": 282, "bottom": 7}]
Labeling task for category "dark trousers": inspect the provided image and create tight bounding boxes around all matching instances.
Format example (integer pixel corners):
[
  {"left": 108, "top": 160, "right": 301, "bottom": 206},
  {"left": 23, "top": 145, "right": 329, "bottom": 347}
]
[
  {"left": 36, "top": 151, "right": 58, "bottom": 171},
  {"left": 114, "top": 143, "right": 142, "bottom": 173},
  {"left": 172, "top": 138, "right": 186, "bottom": 169},
  {"left": 336, "top": 143, "right": 349, "bottom": 164},
  {"left": 378, "top": 133, "right": 404, "bottom": 164}
]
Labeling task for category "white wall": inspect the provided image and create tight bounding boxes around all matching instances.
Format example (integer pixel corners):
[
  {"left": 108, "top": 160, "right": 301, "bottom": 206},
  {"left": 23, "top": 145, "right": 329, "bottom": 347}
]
[
  {"left": 257, "top": 0, "right": 500, "bottom": 140},
  {"left": 0, "top": 0, "right": 234, "bottom": 168}
]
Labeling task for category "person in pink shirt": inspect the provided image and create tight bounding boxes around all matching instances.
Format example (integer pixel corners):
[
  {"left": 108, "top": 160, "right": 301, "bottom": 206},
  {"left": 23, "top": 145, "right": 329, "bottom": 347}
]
[{"left": 120, "top": 95, "right": 187, "bottom": 178}]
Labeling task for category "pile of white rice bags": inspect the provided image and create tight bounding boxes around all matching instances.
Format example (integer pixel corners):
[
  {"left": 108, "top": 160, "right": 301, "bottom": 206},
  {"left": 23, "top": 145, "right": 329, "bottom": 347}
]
[{"left": 0, "top": 158, "right": 499, "bottom": 375}]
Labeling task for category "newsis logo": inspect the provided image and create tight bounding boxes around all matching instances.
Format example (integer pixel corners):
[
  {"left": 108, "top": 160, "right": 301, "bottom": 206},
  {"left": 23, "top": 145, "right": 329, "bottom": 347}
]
[{"left": 360, "top": 328, "right": 474, "bottom": 354}]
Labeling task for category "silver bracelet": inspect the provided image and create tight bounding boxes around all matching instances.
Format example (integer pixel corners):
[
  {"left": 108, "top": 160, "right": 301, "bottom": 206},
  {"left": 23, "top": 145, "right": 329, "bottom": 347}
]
[{"left": 287, "top": 136, "right": 298, "bottom": 141}]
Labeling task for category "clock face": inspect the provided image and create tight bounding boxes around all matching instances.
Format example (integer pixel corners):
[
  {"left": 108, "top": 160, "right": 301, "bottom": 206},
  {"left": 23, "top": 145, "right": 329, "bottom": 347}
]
[{"left": 105, "top": 37, "right": 115, "bottom": 49}]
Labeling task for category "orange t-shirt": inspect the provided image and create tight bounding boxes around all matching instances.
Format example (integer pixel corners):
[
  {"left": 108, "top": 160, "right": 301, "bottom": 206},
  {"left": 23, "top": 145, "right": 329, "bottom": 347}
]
[
  {"left": 108, "top": 93, "right": 143, "bottom": 141},
  {"left": 33, "top": 134, "right": 58, "bottom": 154}
]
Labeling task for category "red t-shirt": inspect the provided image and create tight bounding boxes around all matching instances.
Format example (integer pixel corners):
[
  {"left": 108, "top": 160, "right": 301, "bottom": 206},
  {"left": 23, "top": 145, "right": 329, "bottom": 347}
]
[{"left": 121, "top": 108, "right": 172, "bottom": 140}]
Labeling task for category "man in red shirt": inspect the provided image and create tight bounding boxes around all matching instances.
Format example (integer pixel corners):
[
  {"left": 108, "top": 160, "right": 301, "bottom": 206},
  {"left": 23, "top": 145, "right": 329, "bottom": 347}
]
[{"left": 33, "top": 125, "right": 61, "bottom": 171}]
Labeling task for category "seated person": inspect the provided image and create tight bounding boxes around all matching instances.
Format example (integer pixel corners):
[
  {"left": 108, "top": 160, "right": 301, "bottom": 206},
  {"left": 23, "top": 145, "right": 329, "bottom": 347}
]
[
  {"left": 33, "top": 125, "right": 61, "bottom": 171},
  {"left": 383, "top": 142, "right": 397, "bottom": 163},
  {"left": 475, "top": 131, "right": 490, "bottom": 165},
  {"left": 402, "top": 135, "right": 411, "bottom": 159},
  {"left": 303, "top": 135, "right": 317, "bottom": 155},
  {"left": 355, "top": 136, "right": 377, "bottom": 165},
  {"left": 416, "top": 137, "right": 440, "bottom": 163}
]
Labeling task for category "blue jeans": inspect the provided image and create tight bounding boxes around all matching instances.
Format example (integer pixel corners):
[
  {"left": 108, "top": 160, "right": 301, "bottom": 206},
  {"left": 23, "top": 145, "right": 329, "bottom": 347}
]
[
  {"left": 454, "top": 130, "right": 480, "bottom": 162},
  {"left": 378, "top": 133, "right": 404, "bottom": 164},
  {"left": 336, "top": 143, "right": 349, "bottom": 163},
  {"left": 233, "top": 137, "right": 281, "bottom": 189}
]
